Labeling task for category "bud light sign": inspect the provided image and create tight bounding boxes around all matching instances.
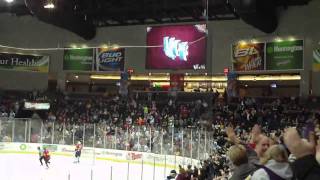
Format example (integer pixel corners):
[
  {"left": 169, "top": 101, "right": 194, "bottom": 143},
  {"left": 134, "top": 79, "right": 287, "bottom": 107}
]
[
  {"left": 96, "top": 48, "right": 125, "bottom": 71},
  {"left": 146, "top": 24, "right": 207, "bottom": 70}
]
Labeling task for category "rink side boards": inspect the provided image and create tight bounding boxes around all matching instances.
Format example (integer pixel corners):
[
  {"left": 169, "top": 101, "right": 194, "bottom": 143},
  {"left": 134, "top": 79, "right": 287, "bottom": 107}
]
[{"left": 0, "top": 142, "right": 200, "bottom": 170}]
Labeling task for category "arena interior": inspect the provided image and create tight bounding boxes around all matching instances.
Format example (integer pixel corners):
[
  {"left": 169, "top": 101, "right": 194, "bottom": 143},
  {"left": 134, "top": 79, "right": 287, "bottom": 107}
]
[{"left": 0, "top": 0, "right": 320, "bottom": 180}]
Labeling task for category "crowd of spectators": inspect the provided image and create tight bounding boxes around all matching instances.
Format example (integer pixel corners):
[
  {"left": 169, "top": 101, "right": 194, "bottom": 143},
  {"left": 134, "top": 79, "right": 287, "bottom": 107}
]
[{"left": 1, "top": 90, "right": 320, "bottom": 179}]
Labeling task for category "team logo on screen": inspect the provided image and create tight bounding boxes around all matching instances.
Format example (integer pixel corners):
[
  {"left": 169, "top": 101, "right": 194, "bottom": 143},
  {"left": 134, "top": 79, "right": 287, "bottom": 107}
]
[{"left": 163, "top": 36, "right": 189, "bottom": 61}]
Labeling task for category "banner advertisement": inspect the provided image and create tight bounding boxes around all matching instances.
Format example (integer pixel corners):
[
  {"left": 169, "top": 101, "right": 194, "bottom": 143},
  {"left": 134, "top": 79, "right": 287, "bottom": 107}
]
[
  {"left": 96, "top": 48, "right": 125, "bottom": 71},
  {"left": 232, "top": 43, "right": 265, "bottom": 71},
  {"left": 0, "top": 53, "right": 49, "bottom": 72},
  {"left": 266, "top": 40, "right": 303, "bottom": 70},
  {"left": 63, "top": 48, "right": 93, "bottom": 71},
  {"left": 313, "top": 49, "right": 320, "bottom": 72}
]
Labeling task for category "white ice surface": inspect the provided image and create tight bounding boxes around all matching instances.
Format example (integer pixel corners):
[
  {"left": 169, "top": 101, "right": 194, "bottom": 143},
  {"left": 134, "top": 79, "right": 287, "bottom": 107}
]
[{"left": 0, "top": 154, "right": 171, "bottom": 180}]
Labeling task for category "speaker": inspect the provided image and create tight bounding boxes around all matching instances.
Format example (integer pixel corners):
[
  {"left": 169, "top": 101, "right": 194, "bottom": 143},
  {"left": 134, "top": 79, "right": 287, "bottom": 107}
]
[
  {"left": 229, "top": 0, "right": 278, "bottom": 33},
  {"left": 229, "top": 0, "right": 257, "bottom": 13}
]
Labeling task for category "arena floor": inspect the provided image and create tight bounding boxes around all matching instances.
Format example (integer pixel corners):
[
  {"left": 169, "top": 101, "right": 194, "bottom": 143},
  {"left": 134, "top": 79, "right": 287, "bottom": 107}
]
[{"left": 0, "top": 153, "right": 168, "bottom": 180}]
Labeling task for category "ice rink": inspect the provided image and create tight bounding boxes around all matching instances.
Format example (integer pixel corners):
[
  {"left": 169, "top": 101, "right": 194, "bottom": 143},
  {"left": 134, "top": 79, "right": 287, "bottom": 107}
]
[{"left": 0, "top": 153, "right": 171, "bottom": 180}]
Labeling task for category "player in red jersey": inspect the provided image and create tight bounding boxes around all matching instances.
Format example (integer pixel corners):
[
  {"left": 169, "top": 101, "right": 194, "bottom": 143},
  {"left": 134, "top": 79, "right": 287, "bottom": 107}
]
[
  {"left": 74, "top": 141, "right": 82, "bottom": 163},
  {"left": 43, "top": 147, "right": 50, "bottom": 168}
]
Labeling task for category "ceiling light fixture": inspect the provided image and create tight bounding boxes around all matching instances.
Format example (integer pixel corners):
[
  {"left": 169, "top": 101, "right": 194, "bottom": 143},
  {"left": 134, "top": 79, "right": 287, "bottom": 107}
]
[
  {"left": 239, "top": 40, "right": 247, "bottom": 46},
  {"left": 5, "top": 0, "right": 14, "bottom": 3},
  {"left": 44, "top": 0, "right": 55, "bottom": 9},
  {"left": 275, "top": 37, "right": 283, "bottom": 42},
  {"left": 44, "top": 3, "right": 55, "bottom": 9},
  {"left": 288, "top": 36, "right": 296, "bottom": 41},
  {"left": 251, "top": 39, "right": 258, "bottom": 44}
]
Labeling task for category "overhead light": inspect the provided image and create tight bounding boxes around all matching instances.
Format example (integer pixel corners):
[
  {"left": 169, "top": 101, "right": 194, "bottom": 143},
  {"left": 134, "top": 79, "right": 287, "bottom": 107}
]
[
  {"left": 238, "top": 75, "right": 301, "bottom": 81},
  {"left": 5, "top": 0, "right": 14, "bottom": 3},
  {"left": 184, "top": 76, "right": 227, "bottom": 82},
  {"left": 70, "top": 44, "right": 77, "bottom": 49},
  {"left": 90, "top": 75, "right": 120, "bottom": 80},
  {"left": 239, "top": 40, "right": 247, "bottom": 46},
  {"left": 101, "top": 44, "right": 108, "bottom": 49},
  {"left": 251, "top": 39, "right": 258, "bottom": 44},
  {"left": 288, "top": 37, "right": 296, "bottom": 41},
  {"left": 112, "top": 44, "right": 120, "bottom": 49},
  {"left": 44, "top": 1, "right": 55, "bottom": 9},
  {"left": 90, "top": 74, "right": 170, "bottom": 81},
  {"left": 75, "top": 75, "right": 79, "bottom": 79},
  {"left": 275, "top": 37, "right": 283, "bottom": 42}
]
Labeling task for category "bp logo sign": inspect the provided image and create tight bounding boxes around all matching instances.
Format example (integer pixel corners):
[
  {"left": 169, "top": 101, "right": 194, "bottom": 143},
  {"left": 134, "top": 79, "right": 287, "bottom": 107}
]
[{"left": 19, "top": 144, "right": 27, "bottom": 151}]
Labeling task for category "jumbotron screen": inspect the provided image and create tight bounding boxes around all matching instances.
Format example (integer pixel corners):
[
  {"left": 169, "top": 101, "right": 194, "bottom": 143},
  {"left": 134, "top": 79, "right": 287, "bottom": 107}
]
[{"left": 146, "top": 24, "right": 207, "bottom": 70}]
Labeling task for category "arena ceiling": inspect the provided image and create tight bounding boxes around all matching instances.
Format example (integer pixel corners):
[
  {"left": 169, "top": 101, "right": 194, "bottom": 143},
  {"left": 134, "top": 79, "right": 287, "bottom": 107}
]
[{"left": 0, "top": 0, "right": 312, "bottom": 40}]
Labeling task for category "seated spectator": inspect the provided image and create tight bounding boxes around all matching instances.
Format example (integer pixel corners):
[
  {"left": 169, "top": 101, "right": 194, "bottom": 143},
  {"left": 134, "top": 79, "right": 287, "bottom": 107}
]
[{"left": 251, "top": 144, "right": 293, "bottom": 180}]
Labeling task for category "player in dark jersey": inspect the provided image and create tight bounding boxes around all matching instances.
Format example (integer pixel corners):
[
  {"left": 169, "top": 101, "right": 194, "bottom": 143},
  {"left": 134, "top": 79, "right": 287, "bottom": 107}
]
[
  {"left": 74, "top": 141, "right": 82, "bottom": 163},
  {"left": 37, "top": 146, "right": 44, "bottom": 166}
]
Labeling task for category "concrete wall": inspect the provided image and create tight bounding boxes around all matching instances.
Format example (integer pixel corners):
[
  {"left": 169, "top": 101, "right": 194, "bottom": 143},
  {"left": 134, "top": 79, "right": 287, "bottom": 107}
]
[{"left": 0, "top": 1, "right": 319, "bottom": 95}]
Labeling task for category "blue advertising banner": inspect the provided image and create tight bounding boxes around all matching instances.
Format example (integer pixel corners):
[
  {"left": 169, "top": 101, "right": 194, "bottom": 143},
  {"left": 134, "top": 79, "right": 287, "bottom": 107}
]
[{"left": 95, "top": 48, "right": 125, "bottom": 71}]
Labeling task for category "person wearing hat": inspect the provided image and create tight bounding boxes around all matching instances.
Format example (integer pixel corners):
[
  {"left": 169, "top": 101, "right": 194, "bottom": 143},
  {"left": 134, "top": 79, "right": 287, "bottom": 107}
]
[{"left": 166, "top": 170, "right": 177, "bottom": 180}]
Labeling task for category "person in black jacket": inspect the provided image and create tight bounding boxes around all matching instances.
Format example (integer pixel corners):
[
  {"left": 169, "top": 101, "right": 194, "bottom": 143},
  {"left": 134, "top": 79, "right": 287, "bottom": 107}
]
[{"left": 284, "top": 128, "right": 320, "bottom": 180}]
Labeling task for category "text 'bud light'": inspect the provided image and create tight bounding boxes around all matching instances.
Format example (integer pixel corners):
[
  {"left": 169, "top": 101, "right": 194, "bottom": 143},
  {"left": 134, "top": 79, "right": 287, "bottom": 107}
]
[{"left": 163, "top": 37, "right": 189, "bottom": 61}]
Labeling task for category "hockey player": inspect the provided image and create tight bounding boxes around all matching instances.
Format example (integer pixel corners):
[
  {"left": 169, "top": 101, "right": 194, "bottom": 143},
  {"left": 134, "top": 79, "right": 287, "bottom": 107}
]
[
  {"left": 37, "top": 146, "right": 44, "bottom": 166},
  {"left": 43, "top": 147, "right": 50, "bottom": 168},
  {"left": 74, "top": 141, "right": 82, "bottom": 163}
]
